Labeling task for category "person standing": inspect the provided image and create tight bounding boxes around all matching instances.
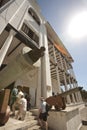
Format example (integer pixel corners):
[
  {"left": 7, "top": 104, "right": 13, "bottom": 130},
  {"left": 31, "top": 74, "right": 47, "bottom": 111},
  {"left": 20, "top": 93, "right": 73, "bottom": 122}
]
[
  {"left": 12, "top": 86, "right": 24, "bottom": 116},
  {"left": 38, "top": 97, "right": 48, "bottom": 130},
  {"left": 25, "top": 94, "right": 31, "bottom": 111},
  {"left": 10, "top": 86, "right": 18, "bottom": 110},
  {"left": 15, "top": 94, "right": 27, "bottom": 120}
]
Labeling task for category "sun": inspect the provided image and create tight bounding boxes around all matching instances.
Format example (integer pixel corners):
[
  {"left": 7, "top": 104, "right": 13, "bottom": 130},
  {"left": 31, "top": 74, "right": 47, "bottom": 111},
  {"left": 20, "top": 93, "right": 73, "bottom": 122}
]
[{"left": 68, "top": 11, "right": 87, "bottom": 39}]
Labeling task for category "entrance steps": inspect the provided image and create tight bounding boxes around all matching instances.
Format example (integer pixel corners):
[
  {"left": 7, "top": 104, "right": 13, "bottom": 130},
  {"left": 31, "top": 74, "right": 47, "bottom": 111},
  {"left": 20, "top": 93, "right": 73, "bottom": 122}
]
[
  {"left": 30, "top": 105, "right": 87, "bottom": 130},
  {"left": 0, "top": 111, "right": 41, "bottom": 130},
  {"left": 1, "top": 105, "right": 86, "bottom": 130}
]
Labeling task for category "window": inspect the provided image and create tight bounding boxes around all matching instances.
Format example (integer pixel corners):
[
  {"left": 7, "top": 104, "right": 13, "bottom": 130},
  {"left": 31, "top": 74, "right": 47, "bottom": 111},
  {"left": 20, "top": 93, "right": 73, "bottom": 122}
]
[
  {"left": 21, "top": 23, "right": 39, "bottom": 45},
  {"left": 28, "top": 8, "right": 40, "bottom": 25}
]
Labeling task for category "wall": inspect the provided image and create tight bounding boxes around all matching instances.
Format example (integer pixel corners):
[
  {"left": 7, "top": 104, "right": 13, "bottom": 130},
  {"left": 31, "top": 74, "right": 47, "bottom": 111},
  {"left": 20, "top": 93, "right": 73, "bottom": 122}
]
[{"left": 48, "top": 108, "right": 82, "bottom": 130}]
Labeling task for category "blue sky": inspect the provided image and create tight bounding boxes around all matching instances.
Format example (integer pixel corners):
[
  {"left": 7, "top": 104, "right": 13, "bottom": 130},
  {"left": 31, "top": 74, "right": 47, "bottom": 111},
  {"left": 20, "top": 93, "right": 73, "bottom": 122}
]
[{"left": 37, "top": 0, "right": 87, "bottom": 90}]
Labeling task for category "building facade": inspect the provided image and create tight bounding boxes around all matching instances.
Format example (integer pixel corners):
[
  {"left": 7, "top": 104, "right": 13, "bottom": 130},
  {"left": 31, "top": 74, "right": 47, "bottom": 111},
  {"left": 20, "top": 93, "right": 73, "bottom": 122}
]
[{"left": 0, "top": 0, "right": 82, "bottom": 107}]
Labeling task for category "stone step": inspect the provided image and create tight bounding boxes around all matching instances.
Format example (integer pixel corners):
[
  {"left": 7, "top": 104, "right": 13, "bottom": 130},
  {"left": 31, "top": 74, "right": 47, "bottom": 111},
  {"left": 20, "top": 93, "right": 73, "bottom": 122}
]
[
  {"left": 0, "top": 110, "right": 40, "bottom": 130},
  {"left": 25, "top": 115, "right": 36, "bottom": 121},
  {"left": 30, "top": 109, "right": 38, "bottom": 116},
  {"left": 0, "top": 118, "right": 38, "bottom": 130},
  {"left": 25, "top": 111, "right": 37, "bottom": 122},
  {"left": 27, "top": 125, "right": 41, "bottom": 130},
  {"left": 10, "top": 111, "right": 36, "bottom": 121},
  {"left": 19, "top": 120, "right": 38, "bottom": 130},
  {"left": 26, "top": 111, "right": 33, "bottom": 116}
]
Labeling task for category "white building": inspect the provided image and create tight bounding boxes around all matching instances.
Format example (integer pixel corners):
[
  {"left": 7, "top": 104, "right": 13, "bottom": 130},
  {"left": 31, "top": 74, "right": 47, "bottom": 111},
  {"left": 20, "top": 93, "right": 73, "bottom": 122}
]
[{"left": 0, "top": 0, "right": 82, "bottom": 107}]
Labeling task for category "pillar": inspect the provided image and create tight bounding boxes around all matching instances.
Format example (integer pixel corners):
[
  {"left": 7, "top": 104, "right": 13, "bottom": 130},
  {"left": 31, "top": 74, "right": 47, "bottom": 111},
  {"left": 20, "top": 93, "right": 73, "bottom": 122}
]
[
  {"left": 39, "top": 24, "right": 52, "bottom": 98},
  {"left": 63, "top": 59, "right": 72, "bottom": 89},
  {"left": 71, "top": 93, "right": 76, "bottom": 103},
  {"left": 68, "top": 76, "right": 72, "bottom": 89},
  {"left": 36, "top": 67, "right": 42, "bottom": 107},
  {"left": 59, "top": 53, "right": 71, "bottom": 103},
  {"left": 75, "top": 92, "right": 80, "bottom": 102},
  {"left": 53, "top": 46, "right": 61, "bottom": 93},
  {"left": 77, "top": 91, "right": 83, "bottom": 102}
]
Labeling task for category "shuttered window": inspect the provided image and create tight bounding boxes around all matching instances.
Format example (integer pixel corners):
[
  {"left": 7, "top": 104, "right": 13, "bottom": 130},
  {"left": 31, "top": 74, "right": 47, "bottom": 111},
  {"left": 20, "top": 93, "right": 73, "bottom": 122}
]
[{"left": 21, "top": 23, "right": 39, "bottom": 45}]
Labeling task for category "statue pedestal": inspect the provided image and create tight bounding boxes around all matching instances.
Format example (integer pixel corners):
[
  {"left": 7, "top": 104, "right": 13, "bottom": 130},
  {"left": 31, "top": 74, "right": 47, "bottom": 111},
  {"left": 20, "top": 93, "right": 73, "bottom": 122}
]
[{"left": 48, "top": 108, "right": 82, "bottom": 130}]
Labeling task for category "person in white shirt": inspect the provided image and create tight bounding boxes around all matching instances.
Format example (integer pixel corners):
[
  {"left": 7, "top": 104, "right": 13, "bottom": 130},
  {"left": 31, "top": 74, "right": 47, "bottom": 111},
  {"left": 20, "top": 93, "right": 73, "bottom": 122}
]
[
  {"left": 15, "top": 94, "right": 27, "bottom": 120},
  {"left": 12, "top": 87, "right": 24, "bottom": 116},
  {"left": 38, "top": 97, "right": 48, "bottom": 130}
]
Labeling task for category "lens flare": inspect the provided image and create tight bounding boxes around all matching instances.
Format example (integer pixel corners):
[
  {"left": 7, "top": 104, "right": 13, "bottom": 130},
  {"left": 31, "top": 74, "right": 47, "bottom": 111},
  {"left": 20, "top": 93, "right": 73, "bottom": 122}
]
[{"left": 68, "top": 11, "right": 87, "bottom": 39}]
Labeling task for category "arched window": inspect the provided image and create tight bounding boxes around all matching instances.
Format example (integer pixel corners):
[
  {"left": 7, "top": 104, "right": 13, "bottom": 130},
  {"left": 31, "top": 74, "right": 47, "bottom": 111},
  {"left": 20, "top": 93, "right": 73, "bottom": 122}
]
[{"left": 28, "top": 8, "right": 40, "bottom": 25}]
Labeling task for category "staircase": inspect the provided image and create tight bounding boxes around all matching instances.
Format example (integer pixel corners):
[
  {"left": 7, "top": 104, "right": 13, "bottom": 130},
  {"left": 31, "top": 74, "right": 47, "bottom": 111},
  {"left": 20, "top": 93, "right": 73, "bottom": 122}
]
[
  {"left": 0, "top": 111, "right": 41, "bottom": 130},
  {"left": 24, "top": 111, "right": 41, "bottom": 130}
]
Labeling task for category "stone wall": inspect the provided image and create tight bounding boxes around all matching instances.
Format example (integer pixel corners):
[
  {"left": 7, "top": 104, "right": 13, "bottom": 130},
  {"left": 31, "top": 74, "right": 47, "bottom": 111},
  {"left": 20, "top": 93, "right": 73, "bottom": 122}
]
[{"left": 48, "top": 109, "right": 82, "bottom": 130}]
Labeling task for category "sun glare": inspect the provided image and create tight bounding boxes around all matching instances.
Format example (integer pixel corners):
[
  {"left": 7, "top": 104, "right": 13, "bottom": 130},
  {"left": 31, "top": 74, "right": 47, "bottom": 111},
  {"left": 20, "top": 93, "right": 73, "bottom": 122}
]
[{"left": 68, "top": 11, "right": 87, "bottom": 39}]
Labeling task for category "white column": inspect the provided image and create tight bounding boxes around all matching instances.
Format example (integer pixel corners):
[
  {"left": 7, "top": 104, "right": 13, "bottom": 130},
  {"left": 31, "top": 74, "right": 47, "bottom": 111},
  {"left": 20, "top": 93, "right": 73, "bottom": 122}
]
[
  {"left": 64, "top": 59, "right": 72, "bottom": 89},
  {"left": 69, "top": 68, "right": 78, "bottom": 88},
  {"left": 40, "top": 24, "right": 52, "bottom": 98},
  {"left": 0, "top": 29, "right": 16, "bottom": 67},
  {"left": 68, "top": 76, "right": 72, "bottom": 89},
  {"left": 53, "top": 46, "right": 61, "bottom": 93},
  {"left": 59, "top": 53, "right": 71, "bottom": 103},
  {"left": 75, "top": 92, "right": 80, "bottom": 102},
  {"left": 72, "top": 93, "right": 76, "bottom": 103},
  {"left": 69, "top": 68, "right": 76, "bottom": 79},
  {"left": 77, "top": 91, "right": 83, "bottom": 102},
  {"left": 36, "top": 67, "right": 42, "bottom": 107},
  {"left": 72, "top": 79, "right": 78, "bottom": 88}
]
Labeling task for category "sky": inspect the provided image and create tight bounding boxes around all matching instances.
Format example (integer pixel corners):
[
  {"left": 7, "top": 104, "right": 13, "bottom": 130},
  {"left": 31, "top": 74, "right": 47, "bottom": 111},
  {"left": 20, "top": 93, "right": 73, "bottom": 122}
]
[{"left": 37, "top": 0, "right": 87, "bottom": 90}]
